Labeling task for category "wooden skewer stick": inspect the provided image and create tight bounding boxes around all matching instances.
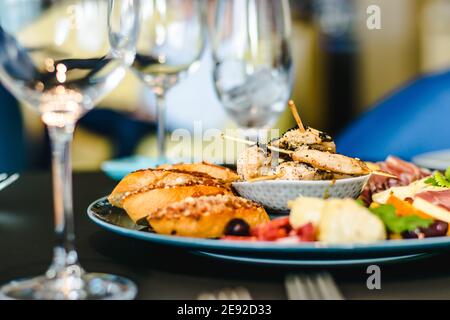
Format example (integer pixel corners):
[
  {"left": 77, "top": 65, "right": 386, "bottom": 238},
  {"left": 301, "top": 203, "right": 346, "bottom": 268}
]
[
  {"left": 221, "top": 134, "right": 255, "bottom": 146},
  {"left": 267, "top": 145, "right": 293, "bottom": 155},
  {"left": 222, "top": 134, "right": 293, "bottom": 157},
  {"left": 370, "top": 170, "right": 398, "bottom": 179},
  {"left": 288, "top": 100, "right": 305, "bottom": 132},
  {"left": 365, "top": 162, "right": 398, "bottom": 179}
]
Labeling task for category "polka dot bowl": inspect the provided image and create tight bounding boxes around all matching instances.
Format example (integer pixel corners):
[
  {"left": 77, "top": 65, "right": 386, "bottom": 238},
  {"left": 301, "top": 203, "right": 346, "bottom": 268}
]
[{"left": 232, "top": 174, "right": 371, "bottom": 213}]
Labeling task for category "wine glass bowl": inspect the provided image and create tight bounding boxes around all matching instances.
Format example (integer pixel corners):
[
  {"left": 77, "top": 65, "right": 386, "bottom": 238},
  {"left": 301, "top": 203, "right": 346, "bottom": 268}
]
[
  {"left": 131, "top": 0, "right": 205, "bottom": 159},
  {"left": 211, "top": 0, "right": 293, "bottom": 131},
  {"left": 0, "top": 0, "right": 138, "bottom": 300},
  {"left": 0, "top": 0, "right": 133, "bottom": 124}
]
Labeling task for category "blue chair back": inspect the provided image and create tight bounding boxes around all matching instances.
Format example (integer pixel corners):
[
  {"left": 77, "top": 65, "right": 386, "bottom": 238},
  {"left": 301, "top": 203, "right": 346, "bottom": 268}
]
[{"left": 335, "top": 70, "right": 450, "bottom": 161}]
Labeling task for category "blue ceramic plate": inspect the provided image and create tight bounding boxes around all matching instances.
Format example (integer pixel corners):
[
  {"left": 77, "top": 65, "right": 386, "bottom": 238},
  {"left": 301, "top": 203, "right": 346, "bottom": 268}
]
[
  {"left": 412, "top": 149, "right": 450, "bottom": 171},
  {"left": 194, "top": 251, "right": 432, "bottom": 267},
  {"left": 101, "top": 156, "right": 220, "bottom": 180},
  {"left": 101, "top": 156, "right": 165, "bottom": 180},
  {"left": 87, "top": 197, "right": 450, "bottom": 259}
]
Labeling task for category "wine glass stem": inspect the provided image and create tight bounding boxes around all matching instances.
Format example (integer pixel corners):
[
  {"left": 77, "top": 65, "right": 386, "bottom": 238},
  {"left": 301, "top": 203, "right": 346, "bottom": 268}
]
[
  {"left": 156, "top": 93, "right": 166, "bottom": 160},
  {"left": 47, "top": 124, "right": 80, "bottom": 274}
]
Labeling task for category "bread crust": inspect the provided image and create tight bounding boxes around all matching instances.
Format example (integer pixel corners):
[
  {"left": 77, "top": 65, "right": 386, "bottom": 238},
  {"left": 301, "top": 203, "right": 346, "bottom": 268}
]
[
  {"left": 157, "top": 162, "right": 240, "bottom": 182},
  {"left": 147, "top": 194, "right": 269, "bottom": 238},
  {"left": 122, "top": 185, "right": 232, "bottom": 222},
  {"left": 108, "top": 168, "right": 229, "bottom": 208}
]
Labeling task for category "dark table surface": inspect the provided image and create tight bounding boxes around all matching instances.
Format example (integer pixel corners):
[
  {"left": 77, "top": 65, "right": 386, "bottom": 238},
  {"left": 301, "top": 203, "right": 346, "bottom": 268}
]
[{"left": 1, "top": 172, "right": 450, "bottom": 300}]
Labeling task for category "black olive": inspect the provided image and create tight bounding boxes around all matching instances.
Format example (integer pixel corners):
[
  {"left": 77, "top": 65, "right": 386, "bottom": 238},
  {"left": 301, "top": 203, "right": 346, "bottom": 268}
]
[
  {"left": 422, "top": 221, "right": 448, "bottom": 237},
  {"left": 224, "top": 218, "right": 250, "bottom": 236},
  {"left": 401, "top": 229, "right": 423, "bottom": 239},
  {"left": 402, "top": 221, "right": 448, "bottom": 239}
]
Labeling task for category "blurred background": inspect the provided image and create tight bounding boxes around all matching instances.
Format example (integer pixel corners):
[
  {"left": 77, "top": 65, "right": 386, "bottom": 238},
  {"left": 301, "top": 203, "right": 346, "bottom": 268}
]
[{"left": 1, "top": 0, "right": 450, "bottom": 173}]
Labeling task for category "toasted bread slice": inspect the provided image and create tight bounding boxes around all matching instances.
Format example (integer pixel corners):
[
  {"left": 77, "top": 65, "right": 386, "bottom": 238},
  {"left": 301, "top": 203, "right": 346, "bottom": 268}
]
[
  {"left": 122, "top": 185, "right": 232, "bottom": 223},
  {"left": 147, "top": 194, "right": 269, "bottom": 238},
  {"left": 108, "top": 168, "right": 228, "bottom": 208},
  {"left": 157, "top": 162, "right": 239, "bottom": 182}
]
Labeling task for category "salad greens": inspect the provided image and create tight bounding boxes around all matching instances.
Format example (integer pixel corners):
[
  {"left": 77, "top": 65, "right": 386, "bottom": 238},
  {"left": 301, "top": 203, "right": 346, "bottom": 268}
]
[
  {"left": 425, "top": 166, "right": 450, "bottom": 188},
  {"left": 369, "top": 204, "right": 433, "bottom": 234}
]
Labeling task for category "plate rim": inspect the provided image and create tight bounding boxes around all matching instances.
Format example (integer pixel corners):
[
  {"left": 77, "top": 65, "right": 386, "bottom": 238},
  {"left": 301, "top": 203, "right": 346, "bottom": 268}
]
[
  {"left": 193, "top": 251, "right": 432, "bottom": 266},
  {"left": 87, "top": 196, "right": 450, "bottom": 254},
  {"left": 412, "top": 149, "right": 450, "bottom": 170}
]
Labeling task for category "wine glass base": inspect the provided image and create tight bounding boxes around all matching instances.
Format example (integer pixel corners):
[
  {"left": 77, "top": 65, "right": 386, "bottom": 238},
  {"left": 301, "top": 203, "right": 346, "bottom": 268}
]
[{"left": 0, "top": 273, "right": 137, "bottom": 300}]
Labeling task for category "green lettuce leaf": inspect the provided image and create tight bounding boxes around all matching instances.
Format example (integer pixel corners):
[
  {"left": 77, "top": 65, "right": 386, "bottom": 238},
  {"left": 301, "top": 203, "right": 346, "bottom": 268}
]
[
  {"left": 369, "top": 204, "right": 433, "bottom": 233},
  {"left": 425, "top": 176, "right": 439, "bottom": 186},
  {"left": 435, "top": 172, "right": 450, "bottom": 188},
  {"left": 424, "top": 167, "right": 450, "bottom": 188}
]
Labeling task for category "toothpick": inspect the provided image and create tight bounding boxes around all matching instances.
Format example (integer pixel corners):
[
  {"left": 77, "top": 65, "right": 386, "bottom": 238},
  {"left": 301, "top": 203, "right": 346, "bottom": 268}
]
[
  {"left": 267, "top": 146, "right": 293, "bottom": 155},
  {"left": 221, "top": 134, "right": 255, "bottom": 146},
  {"left": 370, "top": 170, "right": 399, "bottom": 179},
  {"left": 288, "top": 100, "right": 305, "bottom": 132},
  {"left": 365, "top": 162, "right": 398, "bottom": 179}
]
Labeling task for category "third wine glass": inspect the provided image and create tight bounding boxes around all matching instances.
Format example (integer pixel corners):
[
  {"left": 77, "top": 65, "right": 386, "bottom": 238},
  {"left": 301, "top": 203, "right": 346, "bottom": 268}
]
[{"left": 212, "top": 0, "right": 294, "bottom": 141}]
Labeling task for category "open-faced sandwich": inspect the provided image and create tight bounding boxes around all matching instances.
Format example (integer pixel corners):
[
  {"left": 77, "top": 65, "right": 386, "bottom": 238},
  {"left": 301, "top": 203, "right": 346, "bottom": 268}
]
[
  {"left": 108, "top": 162, "right": 269, "bottom": 238},
  {"left": 148, "top": 194, "right": 268, "bottom": 238}
]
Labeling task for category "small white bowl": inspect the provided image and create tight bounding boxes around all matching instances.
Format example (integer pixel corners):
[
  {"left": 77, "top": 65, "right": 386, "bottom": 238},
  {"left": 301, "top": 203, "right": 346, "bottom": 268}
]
[{"left": 232, "top": 175, "right": 371, "bottom": 212}]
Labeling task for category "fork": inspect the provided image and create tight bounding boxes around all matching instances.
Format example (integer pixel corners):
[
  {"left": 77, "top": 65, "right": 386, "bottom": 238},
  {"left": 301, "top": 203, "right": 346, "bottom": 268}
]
[
  {"left": 197, "top": 286, "right": 252, "bottom": 300},
  {"left": 0, "top": 173, "right": 19, "bottom": 192},
  {"left": 285, "top": 271, "right": 344, "bottom": 300}
]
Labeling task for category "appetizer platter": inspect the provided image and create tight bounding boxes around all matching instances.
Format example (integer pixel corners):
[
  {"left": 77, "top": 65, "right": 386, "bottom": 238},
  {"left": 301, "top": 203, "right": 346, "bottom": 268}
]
[{"left": 88, "top": 102, "right": 450, "bottom": 266}]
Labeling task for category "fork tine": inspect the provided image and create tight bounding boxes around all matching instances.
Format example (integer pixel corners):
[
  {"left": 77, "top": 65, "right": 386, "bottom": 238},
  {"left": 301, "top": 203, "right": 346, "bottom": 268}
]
[
  {"left": 217, "top": 288, "right": 233, "bottom": 300},
  {"left": 316, "top": 271, "right": 344, "bottom": 300},
  {"left": 303, "top": 274, "right": 322, "bottom": 300},
  {"left": 286, "top": 273, "right": 343, "bottom": 300},
  {"left": 197, "top": 292, "right": 217, "bottom": 300},
  {"left": 285, "top": 274, "right": 311, "bottom": 300},
  {"left": 313, "top": 273, "right": 334, "bottom": 300},
  {"left": 198, "top": 287, "right": 253, "bottom": 300},
  {"left": 227, "top": 288, "right": 240, "bottom": 300},
  {"left": 234, "top": 287, "right": 252, "bottom": 300},
  {"left": 284, "top": 274, "right": 298, "bottom": 300}
]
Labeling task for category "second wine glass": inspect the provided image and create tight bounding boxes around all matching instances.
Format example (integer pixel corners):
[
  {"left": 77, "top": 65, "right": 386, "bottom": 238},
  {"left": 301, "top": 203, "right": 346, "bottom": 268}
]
[{"left": 131, "top": 0, "right": 205, "bottom": 161}]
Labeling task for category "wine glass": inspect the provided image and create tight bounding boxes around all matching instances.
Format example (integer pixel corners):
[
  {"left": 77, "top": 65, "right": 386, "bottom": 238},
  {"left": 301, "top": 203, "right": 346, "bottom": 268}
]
[
  {"left": 0, "top": 0, "right": 138, "bottom": 299},
  {"left": 130, "top": 0, "right": 205, "bottom": 161},
  {"left": 211, "top": 0, "right": 293, "bottom": 141}
]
